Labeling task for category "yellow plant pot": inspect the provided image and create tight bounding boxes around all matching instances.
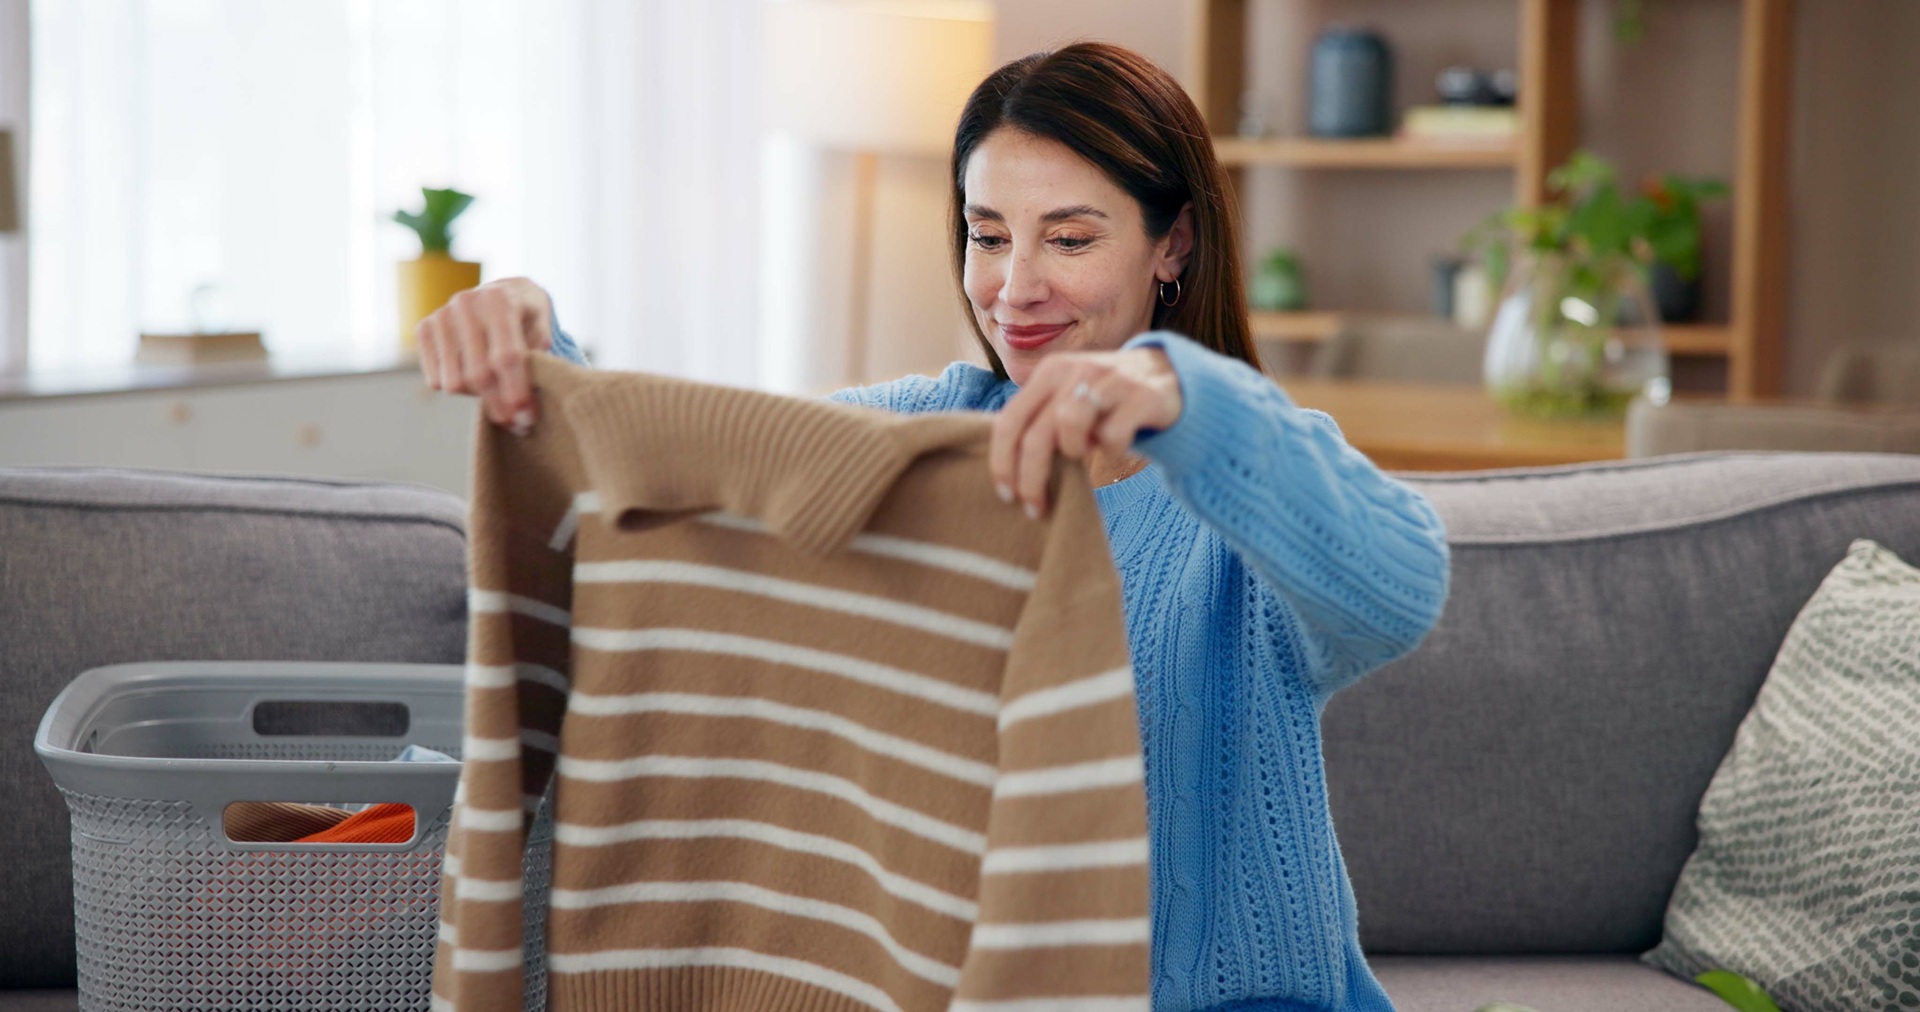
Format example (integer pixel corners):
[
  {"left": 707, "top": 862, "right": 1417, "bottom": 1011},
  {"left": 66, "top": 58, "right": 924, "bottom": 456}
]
[{"left": 396, "top": 253, "right": 482, "bottom": 354}]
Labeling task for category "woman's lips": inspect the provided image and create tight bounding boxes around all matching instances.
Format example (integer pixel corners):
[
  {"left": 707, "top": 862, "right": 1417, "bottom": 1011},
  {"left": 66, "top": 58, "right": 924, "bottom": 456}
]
[{"left": 1000, "top": 322, "right": 1071, "bottom": 351}]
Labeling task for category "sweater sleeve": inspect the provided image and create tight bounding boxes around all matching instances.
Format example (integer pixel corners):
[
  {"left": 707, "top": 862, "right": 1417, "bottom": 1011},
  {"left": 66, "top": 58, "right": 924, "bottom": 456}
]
[
  {"left": 548, "top": 307, "right": 591, "bottom": 366},
  {"left": 1126, "top": 330, "right": 1451, "bottom": 697},
  {"left": 433, "top": 407, "right": 578, "bottom": 1012}
]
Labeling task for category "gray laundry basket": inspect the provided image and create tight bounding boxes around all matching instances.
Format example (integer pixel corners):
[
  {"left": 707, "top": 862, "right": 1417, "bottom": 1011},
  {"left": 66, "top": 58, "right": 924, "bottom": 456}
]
[{"left": 34, "top": 661, "right": 553, "bottom": 1012}]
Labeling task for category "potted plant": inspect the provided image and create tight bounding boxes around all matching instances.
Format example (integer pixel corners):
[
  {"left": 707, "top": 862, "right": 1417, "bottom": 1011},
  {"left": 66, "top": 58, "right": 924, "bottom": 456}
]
[
  {"left": 1249, "top": 248, "right": 1309, "bottom": 312},
  {"left": 1461, "top": 151, "right": 1724, "bottom": 419},
  {"left": 392, "top": 187, "right": 479, "bottom": 355}
]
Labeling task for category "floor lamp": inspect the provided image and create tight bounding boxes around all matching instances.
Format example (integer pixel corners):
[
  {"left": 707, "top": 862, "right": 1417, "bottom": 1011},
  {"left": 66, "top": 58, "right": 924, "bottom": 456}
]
[{"left": 762, "top": 0, "right": 991, "bottom": 385}]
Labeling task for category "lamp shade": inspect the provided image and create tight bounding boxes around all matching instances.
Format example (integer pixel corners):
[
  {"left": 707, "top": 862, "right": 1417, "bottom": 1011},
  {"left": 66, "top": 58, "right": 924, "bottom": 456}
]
[{"left": 762, "top": 0, "right": 993, "bottom": 156}]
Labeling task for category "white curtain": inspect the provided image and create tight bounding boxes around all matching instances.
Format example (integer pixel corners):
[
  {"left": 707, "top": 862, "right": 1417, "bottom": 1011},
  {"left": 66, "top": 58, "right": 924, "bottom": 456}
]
[{"left": 26, "top": 0, "right": 761, "bottom": 383}]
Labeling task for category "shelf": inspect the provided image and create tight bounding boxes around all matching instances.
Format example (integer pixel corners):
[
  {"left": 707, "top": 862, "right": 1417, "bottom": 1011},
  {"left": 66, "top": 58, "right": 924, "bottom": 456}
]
[
  {"left": 1665, "top": 324, "right": 1734, "bottom": 357},
  {"left": 1249, "top": 311, "right": 1343, "bottom": 343},
  {"left": 1215, "top": 136, "right": 1520, "bottom": 170},
  {"left": 1251, "top": 312, "right": 1735, "bottom": 358}
]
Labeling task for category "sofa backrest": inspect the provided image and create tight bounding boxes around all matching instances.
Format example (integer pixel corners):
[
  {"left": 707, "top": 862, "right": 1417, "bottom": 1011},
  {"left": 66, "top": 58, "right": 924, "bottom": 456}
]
[
  {"left": 0, "top": 467, "right": 470, "bottom": 989},
  {"left": 1324, "top": 452, "right": 1920, "bottom": 956}
]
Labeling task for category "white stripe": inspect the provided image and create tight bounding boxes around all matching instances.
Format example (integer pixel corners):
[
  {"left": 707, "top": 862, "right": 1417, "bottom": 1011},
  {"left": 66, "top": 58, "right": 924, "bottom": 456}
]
[
  {"left": 461, "top": 736, "right": 518, "bottom": 762},
  {"left": 557, "top": 754, "right": 986, "bottom": 854},
  {"left": 551, "top": 880, "right": 958, "bottom": 988},
  {"left": 575, "top": 559, "right": 1015, "bottom": 649},
  {"left": 455, "top": 875, "right": 522, "bottom": 902},
  {"left": 552, "top": 818, "right": 978, "bottom": 921},
  {"left": 429, "top": 994, "right": 456, "bottom": 1012},
  {"left": 569, "top": 692, "right": 995, "bottom": 787},
  {"left": 450, "top": 947, "right": 524, "bottom": 972},
  {"left": 549, "top": 491, "right": 602, "bottom": 551},
  {"left": 698, "top": 511, "right": 1037, "bottom": 591},
  {"left": 571, "top": 627, "right": 997, "bottom": 717},
  {"left": 464, "top": 662, "right": 569, "bottom": 694},
  {"left": 437, "top": 920, "right": 458, "bottom": 944},
  {"left": 949, "top": 998, "right": 1149, "bottom": 1012},
  {"left": 970, "top": 917, "right": 1152, "bottom": 949},
  {"left": 982, "top": 837, "right": 1150, "bottom": 875},
  {"left": 442, "top": 853, "right": 460, "bottom": 876},
  {"left": 548, "top": 947, "right": 902, "bottom": 1012},
  {"left": 468, "top": 588, "right": 571, "bottom": 628},
  {"left": 995, "top": 756, "right": 1145, "bottom": 799},
  {"left": 458, "top": 806, "right": 522, "bottom": 832},
  {"left": 1000, "top": 668, "right": 1135, "bottom": 731},
  {"left": 461, "top": 729, "right": 557, "bottom": 761}
]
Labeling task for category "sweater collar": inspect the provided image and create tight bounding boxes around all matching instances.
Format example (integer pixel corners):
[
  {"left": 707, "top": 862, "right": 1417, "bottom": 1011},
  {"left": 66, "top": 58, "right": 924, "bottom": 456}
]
[{"left": 534, "top": 354, "right": 986, "bottom": 556}]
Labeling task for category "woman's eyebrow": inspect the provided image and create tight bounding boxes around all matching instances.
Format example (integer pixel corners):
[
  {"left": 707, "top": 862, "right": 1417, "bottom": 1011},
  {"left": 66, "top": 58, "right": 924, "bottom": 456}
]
[
  {"left": 963, "top": 204, "right": 1003, "bottom": 221},
  {"left": 1040, "top": 204, "right": 1108, "bottom": 223}
]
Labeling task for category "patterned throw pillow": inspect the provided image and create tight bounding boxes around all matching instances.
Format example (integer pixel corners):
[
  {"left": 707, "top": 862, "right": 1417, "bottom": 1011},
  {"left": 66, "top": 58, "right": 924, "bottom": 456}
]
[{"left": 1643, "top": 539, "right": 1920, "bottom": 1011}]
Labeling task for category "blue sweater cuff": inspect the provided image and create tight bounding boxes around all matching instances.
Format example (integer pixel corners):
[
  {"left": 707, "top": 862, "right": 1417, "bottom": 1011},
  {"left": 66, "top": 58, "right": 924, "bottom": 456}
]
[
  {"left": 1125, "top": 330, "right": 1302, "bottom": 468},
  {"left": 548, "top": 305, "right": 590, "bottom": 366}
]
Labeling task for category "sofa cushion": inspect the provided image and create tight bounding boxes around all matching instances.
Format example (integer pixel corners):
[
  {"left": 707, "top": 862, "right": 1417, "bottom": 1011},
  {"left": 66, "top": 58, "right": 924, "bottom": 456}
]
[
  {"left": 1325, "top": 452, "right": 1920, "bottom": 955},
  {"left": 1370, "top": 955, "right": 1730, "bottom": 1012},
  {"left": 0, "top": 990, "right": 77, "bottom": 1012},
  {"left": 0, "top": 467, "right": 469, "bottom": 989},
  {"left": 1642, "top": 538, "right": 1920, "bottom": 1010}
]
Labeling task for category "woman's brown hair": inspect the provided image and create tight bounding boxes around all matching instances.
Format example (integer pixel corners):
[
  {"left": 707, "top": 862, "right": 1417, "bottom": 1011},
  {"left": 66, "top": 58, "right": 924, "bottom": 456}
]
[{"left": 949, "top": 42, "right": 1260, "bottom": 379}]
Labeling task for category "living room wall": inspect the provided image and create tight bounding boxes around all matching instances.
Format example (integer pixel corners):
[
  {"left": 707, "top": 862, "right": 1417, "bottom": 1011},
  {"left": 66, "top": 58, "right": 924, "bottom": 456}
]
[{"left": 995, "top": 0, "right": 1920, "bottom": 396}]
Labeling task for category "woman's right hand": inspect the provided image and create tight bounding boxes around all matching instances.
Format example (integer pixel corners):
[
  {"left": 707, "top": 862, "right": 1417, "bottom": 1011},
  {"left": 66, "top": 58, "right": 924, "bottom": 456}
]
[{"left": 416, "top": 277, "right": 555, "bottom": 435}]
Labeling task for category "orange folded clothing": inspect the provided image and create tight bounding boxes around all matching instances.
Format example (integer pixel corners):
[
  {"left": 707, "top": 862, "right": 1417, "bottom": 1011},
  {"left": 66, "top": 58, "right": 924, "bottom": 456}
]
[
  {"left": 294, "top": 803, "right": 416, "bottom": 844},
  {"left": 223, "top": 801, "right": 353, "bottom": 842}
]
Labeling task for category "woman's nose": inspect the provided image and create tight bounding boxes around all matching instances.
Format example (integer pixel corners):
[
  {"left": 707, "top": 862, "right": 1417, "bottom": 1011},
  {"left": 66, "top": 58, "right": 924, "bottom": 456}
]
[{"left": 1001, "top": 248, "right": 1049, "bottom": 308}]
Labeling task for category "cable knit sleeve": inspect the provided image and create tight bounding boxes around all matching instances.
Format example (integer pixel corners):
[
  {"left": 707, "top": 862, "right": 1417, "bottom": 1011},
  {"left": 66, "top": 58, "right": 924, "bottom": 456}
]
[
  {"left": 1126, "top": 330, "right": 1451, "bottom": 696},
  {"left": 548, "top": 319, "right": 590, "bottom": 366},
  {"left": 826, "top": 361, "right": 1009, "bottom": 415}
]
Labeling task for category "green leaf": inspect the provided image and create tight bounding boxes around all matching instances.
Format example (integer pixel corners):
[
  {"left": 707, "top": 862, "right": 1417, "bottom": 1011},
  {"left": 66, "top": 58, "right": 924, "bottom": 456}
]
[{"left": 1696, "top": 970, "right": 1784, "bottom": 1012}]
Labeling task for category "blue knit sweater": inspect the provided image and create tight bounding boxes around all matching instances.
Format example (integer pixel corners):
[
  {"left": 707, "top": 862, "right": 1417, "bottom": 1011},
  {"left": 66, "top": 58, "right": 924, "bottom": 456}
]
[{"left": 544, "top": 327, "right": 1451, "bottom": 1011}]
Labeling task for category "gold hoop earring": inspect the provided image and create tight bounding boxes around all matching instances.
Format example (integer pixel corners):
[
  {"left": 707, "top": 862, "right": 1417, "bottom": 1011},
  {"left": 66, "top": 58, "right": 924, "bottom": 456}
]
[{"left": 1158, "top": 278, "right": 1181, "bottom": 307}]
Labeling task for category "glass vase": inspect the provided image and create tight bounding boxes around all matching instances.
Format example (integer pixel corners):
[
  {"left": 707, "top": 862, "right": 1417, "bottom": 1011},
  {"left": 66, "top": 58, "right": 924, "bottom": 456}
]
[{"left": 1482, "top": 251, "right": 1671, "bottom": 419}]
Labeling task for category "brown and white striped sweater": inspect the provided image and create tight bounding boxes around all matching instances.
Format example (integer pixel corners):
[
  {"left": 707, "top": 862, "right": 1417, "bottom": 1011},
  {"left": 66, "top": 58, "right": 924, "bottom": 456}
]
[{"left": 432, "top": 353, "right": 1151, "bottom": 1012}]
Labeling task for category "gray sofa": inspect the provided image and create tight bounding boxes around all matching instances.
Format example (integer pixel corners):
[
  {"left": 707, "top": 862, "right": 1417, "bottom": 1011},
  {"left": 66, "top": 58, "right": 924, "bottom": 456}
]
[{"left": 6, "top": 453, "right": 1920, "bottom": 1012}]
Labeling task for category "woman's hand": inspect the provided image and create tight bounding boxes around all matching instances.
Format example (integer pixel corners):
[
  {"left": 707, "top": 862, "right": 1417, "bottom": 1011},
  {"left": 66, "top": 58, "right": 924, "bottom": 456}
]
[
  {"left": 989, "top": 346, "right": 1183, "bottom": 518},
  {"left": 416, "top": 277, "right": 555, "bottom": 434}
]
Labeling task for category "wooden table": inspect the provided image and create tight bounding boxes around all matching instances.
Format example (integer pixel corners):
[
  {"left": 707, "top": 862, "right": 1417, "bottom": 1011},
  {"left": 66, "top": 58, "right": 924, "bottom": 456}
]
[{"left": 1280, "top": 378, "right": 1627, "bottom": 471}]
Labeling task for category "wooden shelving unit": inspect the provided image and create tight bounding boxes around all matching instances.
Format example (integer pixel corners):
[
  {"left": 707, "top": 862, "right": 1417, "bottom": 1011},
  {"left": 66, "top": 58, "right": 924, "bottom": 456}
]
[
  {"left": 1214, "top": 137, "right": 1518, "bottom": 170},
  {"left": 1190, "top": 0, "right": 1795, "bottom": 397}
]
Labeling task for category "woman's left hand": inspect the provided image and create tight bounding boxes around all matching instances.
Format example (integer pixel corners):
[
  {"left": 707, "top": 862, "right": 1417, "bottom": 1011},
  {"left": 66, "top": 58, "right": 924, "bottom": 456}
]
[{"left": 989, "top": 346, "right": 1183, "bottom": 518}]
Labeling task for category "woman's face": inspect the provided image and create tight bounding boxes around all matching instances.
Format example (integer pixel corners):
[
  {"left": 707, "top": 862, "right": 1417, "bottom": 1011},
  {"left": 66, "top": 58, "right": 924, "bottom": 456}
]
[{"left": 961, "top": 128, "right": 1191, "bottom": 387}]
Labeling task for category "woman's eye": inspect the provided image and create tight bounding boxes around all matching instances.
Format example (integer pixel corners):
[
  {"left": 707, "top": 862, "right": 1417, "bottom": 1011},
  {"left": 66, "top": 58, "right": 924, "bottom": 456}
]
[
  {"left": 1051, "top": 235, "right": 1092, "bottom": 251},
  {"left": 968, "top": 233, "right": 1008, "bottom": 251}
]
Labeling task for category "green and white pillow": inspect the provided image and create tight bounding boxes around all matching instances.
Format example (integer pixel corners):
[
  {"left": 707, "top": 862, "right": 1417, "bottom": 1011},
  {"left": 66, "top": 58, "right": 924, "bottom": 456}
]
[{"left": 1643, "top": 539, "right": 1920, "bottom": 1011}]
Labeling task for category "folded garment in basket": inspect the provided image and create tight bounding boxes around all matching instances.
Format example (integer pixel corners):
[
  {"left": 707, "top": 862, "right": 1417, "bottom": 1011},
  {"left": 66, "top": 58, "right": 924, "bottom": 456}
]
[
  {"left": 223, "top": 743, "right": 456, "bottom": 842},
  {"left": 223, "top": 800, "right": 353, "bottom": 842}
]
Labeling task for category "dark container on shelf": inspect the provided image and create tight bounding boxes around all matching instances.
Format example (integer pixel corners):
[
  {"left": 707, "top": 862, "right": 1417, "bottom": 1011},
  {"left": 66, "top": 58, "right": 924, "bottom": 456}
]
[{"left": 1309, "top": 26, "right": 1393, "bottom": 137}]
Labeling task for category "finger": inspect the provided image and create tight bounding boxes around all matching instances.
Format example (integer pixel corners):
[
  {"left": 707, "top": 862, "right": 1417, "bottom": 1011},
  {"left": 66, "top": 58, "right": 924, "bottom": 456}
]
[
  {"left": 988, "top": 362, "right": 1065, "bottom": 499},
  {"left": 416, "top": 315, "right": 442, "bottom": 390},
  {"left": 451, "top": 299, "right": 504, "bottom": 423},
  {"left": 520, "top": 283, "right": 555, "bottom": 354},
  {"left": 1050, "top": 374, "right": 1107, "bottom": 460},
  {"left": 1095, "top": 386, "right": 1160, "bottom": 456},
  {"left": 1014, "top": 394, "right": 1062, "bottom": 518},
  {"left": 435, "top": 310, "right": 466, "bottom": 396},
  {"left": 479, "top": 292, "right": 534, "bottom": 431}
]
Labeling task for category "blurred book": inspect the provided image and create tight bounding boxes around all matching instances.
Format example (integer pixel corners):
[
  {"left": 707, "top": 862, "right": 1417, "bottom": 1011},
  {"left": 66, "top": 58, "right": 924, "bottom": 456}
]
[
  {"left": 1400, "top": 105, "right": 1518, "bottom": 141},
  {"left": 136, "top": 330, "right": 267, "bottom": 366}
]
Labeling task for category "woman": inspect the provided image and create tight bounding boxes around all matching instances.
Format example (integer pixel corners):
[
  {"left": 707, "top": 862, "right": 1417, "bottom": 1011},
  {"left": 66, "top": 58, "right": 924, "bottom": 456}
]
[{"left": 418, "top": 42, "right": 1449, "bottom": 1012}]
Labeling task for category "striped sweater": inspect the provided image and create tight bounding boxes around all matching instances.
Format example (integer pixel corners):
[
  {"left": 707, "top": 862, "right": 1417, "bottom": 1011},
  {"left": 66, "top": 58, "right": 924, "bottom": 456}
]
[{"left": 432, "top": 352, "right": 1153, "bottom": 1012}]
